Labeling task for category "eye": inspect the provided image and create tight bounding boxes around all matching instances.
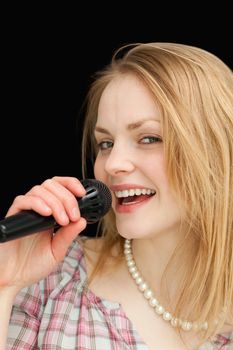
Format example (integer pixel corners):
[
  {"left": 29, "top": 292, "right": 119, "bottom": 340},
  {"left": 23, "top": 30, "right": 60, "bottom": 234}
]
[
  {"left": 140, "top": 136, "right": 162, "bottom": 144},
  {"left": 97, "top": 140, "right": 113, "bottom": 150}
]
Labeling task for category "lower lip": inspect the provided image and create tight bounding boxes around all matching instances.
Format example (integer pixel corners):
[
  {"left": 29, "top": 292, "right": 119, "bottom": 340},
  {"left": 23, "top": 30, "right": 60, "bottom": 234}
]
[{"left": 115, "top": 196, "right": 154, "bottom": 214}]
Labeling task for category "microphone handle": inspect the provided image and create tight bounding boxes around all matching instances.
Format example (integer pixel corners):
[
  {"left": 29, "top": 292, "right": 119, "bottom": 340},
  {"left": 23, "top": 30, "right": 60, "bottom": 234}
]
[
  {"left": 0, "top": 198, "right": 88, "bottom": 243},
  {"left": 0, "top": 211, "right": 57, "bottom": 242}
]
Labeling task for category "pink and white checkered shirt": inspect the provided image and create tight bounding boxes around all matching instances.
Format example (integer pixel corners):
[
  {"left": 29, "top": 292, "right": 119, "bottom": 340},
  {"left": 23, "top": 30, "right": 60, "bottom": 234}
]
[{"left": 7, "top": 238, "right": 233, "bottom": 349}]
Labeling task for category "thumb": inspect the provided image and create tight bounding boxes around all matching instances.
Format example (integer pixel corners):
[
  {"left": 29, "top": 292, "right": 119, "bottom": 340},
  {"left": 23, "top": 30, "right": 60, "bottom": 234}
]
[{"left": 51, "top": 218, "right": 87, "bottom": 262}]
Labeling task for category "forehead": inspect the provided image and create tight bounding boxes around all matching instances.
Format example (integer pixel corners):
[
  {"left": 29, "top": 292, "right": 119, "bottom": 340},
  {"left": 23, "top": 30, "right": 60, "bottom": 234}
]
[{"left": 97, "top": 74, "right": 161, "bottom": 125}]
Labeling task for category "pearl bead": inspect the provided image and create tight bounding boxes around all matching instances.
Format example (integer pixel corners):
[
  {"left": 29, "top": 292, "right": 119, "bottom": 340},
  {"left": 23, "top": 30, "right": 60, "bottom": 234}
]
[
  {"left": 127, "top": 260, "right": 135, "bottom": 267},
  {"left": 135, "top": 277, "right": 143, "bottom": 285},
  {"left": 129, "top": 266, "right": 137, "bottom": 273},
  {"left": 171, "top": 318, "right": 179, "bottom": 327},
  {"left": 144, "top": 289, "right": 153, "bottom": 299},
  {"left": 138, "top": 282, "right": 148, "bottom": 292},
  {"left": 132, "top": 271, "right": 140, "bottom": 279},
  {"left": 200, "top": 322, "right": 208, "bottom": 330},
  {"left": 149, "top": 298, "right": 159, "bottom": 307},
  {"left": 163, "top": 311, "right": 172, "bottom": 321},
  {"left": 155, "top": 305, "right": 165, "bottom": 315},
  {"left": 125, "top": 254, "right": 133, "bottom": 261},
  {"left": 181, "top": 321, "right": 193, "bottom": 331}
]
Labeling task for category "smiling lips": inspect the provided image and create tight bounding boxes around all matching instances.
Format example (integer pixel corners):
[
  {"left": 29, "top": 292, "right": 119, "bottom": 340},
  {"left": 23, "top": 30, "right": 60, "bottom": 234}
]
[
  {"left": 115, "top": 188, "right": 155, "bottom": 204},
  {"left": 113, "top": 187, "right": 156, "bottom": 212}
]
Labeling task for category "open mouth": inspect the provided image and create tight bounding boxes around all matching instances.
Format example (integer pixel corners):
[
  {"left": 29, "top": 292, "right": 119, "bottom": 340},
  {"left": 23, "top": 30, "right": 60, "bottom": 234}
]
[{"left": 115, "top": 188, "right": 156, "bottom": 206}]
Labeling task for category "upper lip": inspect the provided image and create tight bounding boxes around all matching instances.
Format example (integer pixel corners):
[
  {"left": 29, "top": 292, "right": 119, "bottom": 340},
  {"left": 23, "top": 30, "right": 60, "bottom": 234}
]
[{"left": 110, "top": 184, "right": 155, "bottom": 192}]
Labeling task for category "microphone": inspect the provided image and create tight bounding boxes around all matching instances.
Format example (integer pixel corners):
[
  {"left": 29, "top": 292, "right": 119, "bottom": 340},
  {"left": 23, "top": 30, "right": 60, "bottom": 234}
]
[{"left": 0, "top": 179, "right": 112, "bottom": 243}]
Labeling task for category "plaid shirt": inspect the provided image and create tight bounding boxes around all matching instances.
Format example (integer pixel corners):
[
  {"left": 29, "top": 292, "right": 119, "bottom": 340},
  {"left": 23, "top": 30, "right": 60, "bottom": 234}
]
[{"left": 7, "top": 239, "right": 233, "bottom": 350}]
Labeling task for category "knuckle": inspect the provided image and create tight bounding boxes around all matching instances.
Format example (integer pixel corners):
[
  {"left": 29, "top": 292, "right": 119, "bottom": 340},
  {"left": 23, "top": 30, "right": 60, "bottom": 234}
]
[
  {"left": 13, "top": 195, "right": 24, "bottom": 204},
  {"left": 51, "top": 198, "right": 63, "bottom": 211},
  {"left": 43, "top": 178, "right": 54, "bottom": 187},
  {"left": 70, "top": 176, "right": 79, "bottom": 182},
  {"left": 30, "top": 185, "right": 41, "bottom": 194},
  {"left": 61, "top": 193, "right": 76, "bottom": 208},
  {"left": 35, "top": 197, "right": 45, "bottom": 206},
  {"left": 51, "top": 176, "right": 59, "bottom": 181}
]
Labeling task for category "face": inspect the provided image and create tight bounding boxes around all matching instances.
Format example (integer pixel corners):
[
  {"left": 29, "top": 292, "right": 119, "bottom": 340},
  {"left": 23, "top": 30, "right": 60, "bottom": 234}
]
[{"left": 94, "top": 74, "right": 184, "bottom": 240}]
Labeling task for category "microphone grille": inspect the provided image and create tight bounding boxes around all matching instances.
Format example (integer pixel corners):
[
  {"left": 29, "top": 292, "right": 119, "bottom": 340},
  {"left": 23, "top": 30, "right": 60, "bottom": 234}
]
[{"left": 80, "top": 179, "right": 112, "bottom": 223}]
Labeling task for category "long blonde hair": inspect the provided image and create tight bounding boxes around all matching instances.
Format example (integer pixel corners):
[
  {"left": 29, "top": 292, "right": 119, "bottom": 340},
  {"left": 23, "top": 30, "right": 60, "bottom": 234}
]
[{"left": 82, "top": 42, "right": 233, "bottom": 341}]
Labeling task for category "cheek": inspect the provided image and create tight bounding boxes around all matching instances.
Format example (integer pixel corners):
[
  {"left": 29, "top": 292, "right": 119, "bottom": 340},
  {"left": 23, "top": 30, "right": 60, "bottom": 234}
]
[
  {"left": 143, "top": 153, "right": 167, "bottom": 183},
  {"left": 94, "top": 156, "right": 105, "bottom": 180}
]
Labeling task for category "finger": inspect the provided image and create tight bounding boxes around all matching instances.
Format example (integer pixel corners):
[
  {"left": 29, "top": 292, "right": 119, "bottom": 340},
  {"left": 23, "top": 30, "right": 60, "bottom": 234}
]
[
  {"left": 48, "top": 177, "right": 86, "bottom": 197},
  {"left": 51, "top": 218, "right": 87, "bottom": 262},
  {"left": 41, "top": 179, "right": 84, "bottom": 222},
  {"left": 6, "top": 195, "right": 53, "bottom": 217},
  {"left": 26, "top": 186, "right": 70, "bottom": 226}
]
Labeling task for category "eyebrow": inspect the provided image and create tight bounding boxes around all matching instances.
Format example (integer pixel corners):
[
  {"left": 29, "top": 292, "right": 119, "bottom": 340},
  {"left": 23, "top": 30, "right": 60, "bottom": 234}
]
[{"left": 94, "top": 118, "right": 160, "bottom": 134}]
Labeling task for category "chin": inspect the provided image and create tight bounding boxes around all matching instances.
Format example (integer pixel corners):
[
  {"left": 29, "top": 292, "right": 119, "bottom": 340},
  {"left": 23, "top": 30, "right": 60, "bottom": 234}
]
[{"left": 116, "top": 222, "right": 151, "bottom": 240}]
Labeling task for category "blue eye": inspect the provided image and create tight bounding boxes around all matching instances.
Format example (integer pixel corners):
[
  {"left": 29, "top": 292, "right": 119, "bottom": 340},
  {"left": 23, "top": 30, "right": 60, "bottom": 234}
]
[
  {"left": 140, "top": 136, "right": 162, "bottom": 144},
  {"left": 98, "top": 141, "right": 113, "bottom": 150}
]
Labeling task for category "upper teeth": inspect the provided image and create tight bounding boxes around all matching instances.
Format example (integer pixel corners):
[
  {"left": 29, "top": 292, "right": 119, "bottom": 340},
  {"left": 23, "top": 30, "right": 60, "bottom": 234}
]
[{"left": 115, "top": 189, "right": 156, "bottom": 198}]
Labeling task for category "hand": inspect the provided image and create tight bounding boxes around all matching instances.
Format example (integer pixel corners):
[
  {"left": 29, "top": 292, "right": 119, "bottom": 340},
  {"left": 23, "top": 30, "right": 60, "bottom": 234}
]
[{"left": 0, "top": 176, "right": 87, "bottom": 293}]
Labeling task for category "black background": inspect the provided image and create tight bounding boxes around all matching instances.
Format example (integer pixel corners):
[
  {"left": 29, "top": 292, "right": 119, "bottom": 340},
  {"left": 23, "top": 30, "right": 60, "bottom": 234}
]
[{"left": 1, "top": 8, "right": 232, "bottom": 237}]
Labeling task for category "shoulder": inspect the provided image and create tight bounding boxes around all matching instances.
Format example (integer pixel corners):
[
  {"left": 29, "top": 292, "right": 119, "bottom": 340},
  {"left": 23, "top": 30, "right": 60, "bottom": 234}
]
[
  {"left": 198, "top": 329, "right": 233, "bottom": 350},
  {"left": 210, "top": 331, "right": 233, "bottom": 349}
]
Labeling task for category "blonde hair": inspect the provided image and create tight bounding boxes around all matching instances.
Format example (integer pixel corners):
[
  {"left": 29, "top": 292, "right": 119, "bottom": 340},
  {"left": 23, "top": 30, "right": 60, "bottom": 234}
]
[{"left": 82, "top": 43, "right": 233, "bottom": 341}]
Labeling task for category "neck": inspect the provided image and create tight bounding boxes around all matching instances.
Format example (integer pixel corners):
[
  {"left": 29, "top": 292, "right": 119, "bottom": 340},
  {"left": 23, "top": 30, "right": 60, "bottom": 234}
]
[{"left": 131, "top": 229, "right": 197, "bottom": 305}]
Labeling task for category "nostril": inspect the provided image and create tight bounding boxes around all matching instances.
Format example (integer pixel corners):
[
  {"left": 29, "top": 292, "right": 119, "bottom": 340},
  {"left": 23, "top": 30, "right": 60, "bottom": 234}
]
[{"left": 104, "top": 155, "right": 135, "bottom": 175}]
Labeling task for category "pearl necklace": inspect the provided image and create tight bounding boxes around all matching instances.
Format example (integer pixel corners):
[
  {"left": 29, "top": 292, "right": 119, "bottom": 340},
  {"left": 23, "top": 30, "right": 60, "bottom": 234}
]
[{"left": 124, "top": 239, "right": 208, "bottom": 332}]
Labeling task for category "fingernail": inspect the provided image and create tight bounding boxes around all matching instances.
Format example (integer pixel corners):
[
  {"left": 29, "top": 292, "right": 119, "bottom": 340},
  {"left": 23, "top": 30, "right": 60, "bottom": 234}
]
[
  {"left": 60, "top": 211, "right": 68, "bottom": 223},
  {"left": 44, "top": 205, "right": 52, "bottom": 213},
  {"left": 72, "top": 207, "right": 79, "bottom": 219}
]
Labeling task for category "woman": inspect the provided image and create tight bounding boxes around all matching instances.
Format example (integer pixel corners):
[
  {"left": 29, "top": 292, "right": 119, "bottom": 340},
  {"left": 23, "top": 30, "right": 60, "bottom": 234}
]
[{"left": 1, "top": 43, "right": 232, "bottom": 349}]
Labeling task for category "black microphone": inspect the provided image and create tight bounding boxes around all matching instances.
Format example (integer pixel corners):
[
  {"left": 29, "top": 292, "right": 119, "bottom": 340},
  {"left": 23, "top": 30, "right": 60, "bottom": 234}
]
[{"left": 0, "top": 179, "right": 112, "bottom": 243}]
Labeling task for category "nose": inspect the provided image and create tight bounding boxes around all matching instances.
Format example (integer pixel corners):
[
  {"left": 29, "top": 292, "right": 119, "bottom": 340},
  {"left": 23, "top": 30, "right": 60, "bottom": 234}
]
[{"left": 104, "top": 142, "right": 135, "bottom": 176}]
